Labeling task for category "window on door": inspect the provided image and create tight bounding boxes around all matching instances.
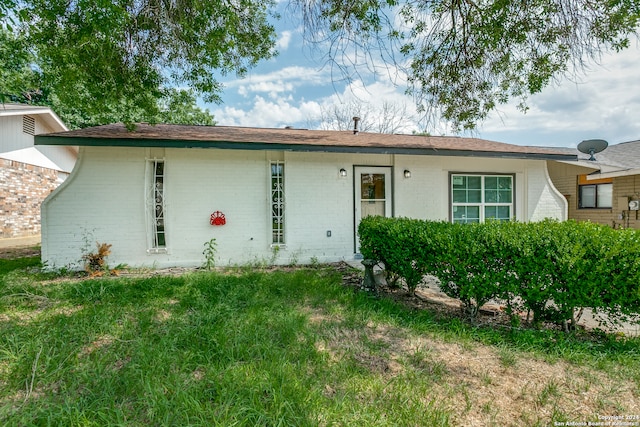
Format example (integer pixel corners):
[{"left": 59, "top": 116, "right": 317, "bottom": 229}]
[
  {"left": 354, "top": 166, "right": 392, "bottom": 253},
  {"left": 451, "top": 174, "right": 513, "bottom": 223},
  {"left": 360, "top": 173, "right": 386, "bottom": 218}
]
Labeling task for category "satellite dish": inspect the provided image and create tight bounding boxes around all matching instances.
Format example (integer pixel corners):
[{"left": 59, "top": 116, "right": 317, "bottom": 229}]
[{"left": 577, "top": 139, "right": 608, "bottom": 161}]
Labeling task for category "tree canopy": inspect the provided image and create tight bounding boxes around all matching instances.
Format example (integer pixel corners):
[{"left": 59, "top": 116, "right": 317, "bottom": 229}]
[
  {"left": 1, "top": 0, "right": 638, "bottom": 130},
  {"left": 1, "top": 0, "right": 276, "bottom": 127}
]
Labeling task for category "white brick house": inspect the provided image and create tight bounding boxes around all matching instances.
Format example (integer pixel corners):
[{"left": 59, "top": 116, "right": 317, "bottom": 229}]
[
  {"left": 35, "top": 123, "right": 574, "bottom": 269},
  {"left": 0, "top": 104, "right": 76, "bottom": 242}
]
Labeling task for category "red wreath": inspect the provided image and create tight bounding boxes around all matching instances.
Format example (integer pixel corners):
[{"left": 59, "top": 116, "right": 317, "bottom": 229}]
[{"left": 210, "top": 211, "right": 226, "bottom": 226}]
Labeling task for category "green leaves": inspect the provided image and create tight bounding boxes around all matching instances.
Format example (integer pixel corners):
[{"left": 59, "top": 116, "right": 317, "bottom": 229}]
[
  {"left": 2, "top": 0, "right": 276, "bottom": 127},
  {"left": 0, "top": 29, "right": 41, "bottom": 104},
  {"left": 359, "top": 217, "right": 640, "bottom": 329}
]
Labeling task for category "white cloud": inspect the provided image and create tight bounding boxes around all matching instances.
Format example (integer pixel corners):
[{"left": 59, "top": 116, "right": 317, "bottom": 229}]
[
  {"left": 478, "top": 48, "right": 640, "bottom": 146},
  {"left": 276, "top": 30, "right": 292, "bottom": 50},
  {"left": 225, "top": 66, "right": 328, "bottom": 90},
  {"left": 213, "top": 25, "right": 640, "bottom": 147},
  {"left": 237, "top": 80, "right": 295, "bottom": 98},
  {"left": 215, "top": 78, "right": 423, "bottom": 133},
  {"left": 213, "top": 96, "right": 322, "bottom": 128}
]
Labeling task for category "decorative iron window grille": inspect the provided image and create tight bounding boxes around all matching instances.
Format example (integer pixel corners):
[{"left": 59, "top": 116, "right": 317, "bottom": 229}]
[
  {"left": 150, "top": 160, "right": 166, "bottom": 249},
  {"left": 271, "top": 161, "right": 285, "bottom": 244}
]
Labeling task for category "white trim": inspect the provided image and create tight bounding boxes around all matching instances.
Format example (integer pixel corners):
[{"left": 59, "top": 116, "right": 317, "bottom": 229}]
[
  {"left": 0, "top": 147, "right": 66, "bottom": 172},
  {"left": 586, "top": 168, "right": 640, "bottom": 180},
  {"left": 451, "top": 174, "right": 514, "bottom": 223},
  {"left": 354, "top": 166, "right": 392, "bottom": 252},
  {"left": 145, "top": 158, "right": 168, "bottom": 253},
  {"left": 0, "top": 104, "right": 68, "bottom": 132}
]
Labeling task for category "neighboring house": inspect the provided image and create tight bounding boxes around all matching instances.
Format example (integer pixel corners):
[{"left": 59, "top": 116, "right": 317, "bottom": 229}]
[
  {"left": 548, "top": 140, "right": 640, "bottom": 229},
  {"left": 0, "top": 104, "right": 76, "bottom": 243},
  {"left": 35, "top": 123, "right": 574, "bottom": 269}
]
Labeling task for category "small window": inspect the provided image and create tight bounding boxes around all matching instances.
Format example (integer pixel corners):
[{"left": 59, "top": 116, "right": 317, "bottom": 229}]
[
  {"left": 147, "top": 160, "right": 167, "bottom": 251},
  {"left": 451, "top": 174, "right": 514, "bottom": 223},
  {"left": 271, "top": 161, "right": 285, "bottom": 245},
  {"left": 579, "top": 183, "right": 612, "bottom": 208},
  {"left": 578, "top": 174, "right": 612, "bottom": 209}
]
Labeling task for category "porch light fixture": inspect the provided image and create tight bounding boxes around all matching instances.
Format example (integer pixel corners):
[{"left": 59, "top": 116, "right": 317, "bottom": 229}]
[
  {"left": 404, "top": 169, "right": 411, "bottom": 179},
  {"left": 339, "top": 168, "right": 347, "bottom": 177}
]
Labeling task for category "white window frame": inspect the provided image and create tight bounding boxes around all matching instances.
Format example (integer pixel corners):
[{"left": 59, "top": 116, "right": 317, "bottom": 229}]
[
  {"left": 270, "top": 161, "right": 285, "bottom": 246},
  {"left": 451, "top": 173, "right": 514, "bottom": 223},
  {"left": 146, "top": 159, "right": 168, "bottom": 253}
]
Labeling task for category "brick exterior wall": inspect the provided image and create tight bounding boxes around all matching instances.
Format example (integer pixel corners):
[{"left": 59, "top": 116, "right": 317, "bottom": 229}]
[
  {"left": 547, "top": 161, "right": 640, "bottom": 229},
  {"left": 0, "top": 158, "right": 59, "bottom": 238},
  {"left": 611, "top": 174, "right": 640, "bottom": 229}
]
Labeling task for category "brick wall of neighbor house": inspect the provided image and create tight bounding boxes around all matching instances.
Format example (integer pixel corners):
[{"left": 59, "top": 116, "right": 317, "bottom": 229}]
[
  {"left": 547, "top": 161, "right": 640, "bottom": 229},
  {"left": 611, "top": 175, "right": 640, "bottom": 229},
  {"left": 0, "top": 158, "right": 59, "bottom": 238}
]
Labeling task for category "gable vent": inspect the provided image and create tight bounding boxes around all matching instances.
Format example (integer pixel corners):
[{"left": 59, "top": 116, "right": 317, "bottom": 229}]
[{"left": 23, "top": 116, "right": 35, "bottom": 135}]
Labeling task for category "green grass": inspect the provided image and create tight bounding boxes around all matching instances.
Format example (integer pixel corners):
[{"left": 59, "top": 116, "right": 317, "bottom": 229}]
[
  {"left": 1, "top": 259, "right": 639, "bottom": 426},
  {"left": 0, "top": 255, "right": 40, "bottom": 276}
]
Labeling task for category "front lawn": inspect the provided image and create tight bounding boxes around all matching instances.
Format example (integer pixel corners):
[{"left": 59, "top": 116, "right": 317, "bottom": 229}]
[{"left": 0, "top": 255, "right": 639, "bottom": 426}]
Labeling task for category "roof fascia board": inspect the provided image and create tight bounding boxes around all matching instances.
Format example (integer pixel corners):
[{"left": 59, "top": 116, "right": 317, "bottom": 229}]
[
  {"left": 554, "top": 160, "right": 603, "bottom": 170},
  {"left": 40, "top": 112, "right": 68, "bottom": 132},
  {"left": 1, "top": 108, "right": 68, "bottom": 131},
  {"left": 34, "top": 135, "right": 576, "bottom": 161},
  {"left": 586, "top": 168, "right": 640, "bottom": 180}
]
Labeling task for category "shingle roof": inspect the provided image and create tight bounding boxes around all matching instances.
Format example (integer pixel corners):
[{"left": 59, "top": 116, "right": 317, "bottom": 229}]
[
  {"left": 600, "top": 140, "right": 640, "bottom": 169},
  {"left": 35, "top": 123, "right": 575, "bottom": 160},
  {"left": 550, "top": 140, "right": 640, "bottom": 175}
]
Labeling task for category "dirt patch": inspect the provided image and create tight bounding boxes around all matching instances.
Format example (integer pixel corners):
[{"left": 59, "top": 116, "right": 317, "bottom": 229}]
[
  {"left": 78, "top": 335, "right": 115, "bottom": 357},
  {"left": 0, "top": 246, "right": 41, "bottom": 260}
]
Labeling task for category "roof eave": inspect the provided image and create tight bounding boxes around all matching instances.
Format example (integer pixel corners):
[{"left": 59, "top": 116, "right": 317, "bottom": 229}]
[
  {"left": 1, "top": 107, "right": 68, "bottom": 132},
  {"left": 34, "top": 135, "right": 575, "bottom": 161},
  {"left": 586, "top": 168, "right": 640, "bottom": 180}
]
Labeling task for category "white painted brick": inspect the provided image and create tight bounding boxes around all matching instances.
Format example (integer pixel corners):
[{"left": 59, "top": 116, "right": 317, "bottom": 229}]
[{"left": 42, "top": 147, "right": 565, "bottom": 269}]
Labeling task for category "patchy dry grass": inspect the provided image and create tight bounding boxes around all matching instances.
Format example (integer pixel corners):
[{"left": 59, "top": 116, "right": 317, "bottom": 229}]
[
  {"left": 311, "top": 316, "right": 639, "bottom": 426},
  {"left": 0, "top": 255, "right": 638, "bottom": 426}
]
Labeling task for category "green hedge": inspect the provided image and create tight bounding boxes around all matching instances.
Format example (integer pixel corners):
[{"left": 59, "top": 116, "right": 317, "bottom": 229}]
[{"left": 358, "top": 217, "right": 640, "bottom": 330}]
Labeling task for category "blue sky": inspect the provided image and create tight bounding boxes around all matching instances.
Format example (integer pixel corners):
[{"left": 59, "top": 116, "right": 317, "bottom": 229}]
[{"left": 206, "top": 4, "right": 640, "bottom": 148}]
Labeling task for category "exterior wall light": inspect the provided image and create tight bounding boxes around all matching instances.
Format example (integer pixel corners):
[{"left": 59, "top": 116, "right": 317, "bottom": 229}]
[
  {"left": 339, "top": 168, "right": 347, "bottom": 177},
  {"left": 404, "top": 169, "right": 411, "bottom": 179}
]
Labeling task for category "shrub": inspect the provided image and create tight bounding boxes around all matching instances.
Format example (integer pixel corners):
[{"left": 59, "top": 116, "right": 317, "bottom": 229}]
[
  {"left": 359, "top": 217, "right": 640, "bottom": 330},
  {"left": 359, "top": 217, "right": 446, "bottom": 294},
  {"left": 432, "top": 222, "right": 502, "bottom": 320},
  {"left": 82, "top": 242, "right": 112, "bottom": 274}
]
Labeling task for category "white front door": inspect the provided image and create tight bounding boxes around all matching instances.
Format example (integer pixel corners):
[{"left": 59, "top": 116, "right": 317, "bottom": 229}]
[{"left": 354, "top": 166, "right": 392, "bottom": 252}]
